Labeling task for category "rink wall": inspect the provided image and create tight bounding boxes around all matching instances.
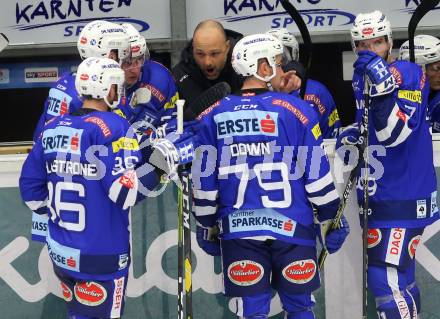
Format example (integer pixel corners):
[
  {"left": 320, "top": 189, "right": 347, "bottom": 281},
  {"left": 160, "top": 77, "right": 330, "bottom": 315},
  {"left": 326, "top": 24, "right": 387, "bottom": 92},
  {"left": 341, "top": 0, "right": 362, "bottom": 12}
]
[{"left": 0, "top": 139, "right": 439, "bottom": 319}]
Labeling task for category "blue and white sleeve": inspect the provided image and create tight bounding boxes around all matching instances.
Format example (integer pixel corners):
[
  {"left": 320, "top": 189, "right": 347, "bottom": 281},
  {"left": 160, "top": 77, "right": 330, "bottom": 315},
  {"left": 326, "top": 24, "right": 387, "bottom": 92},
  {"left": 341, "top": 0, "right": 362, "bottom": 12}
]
[
  {"left": 102, "top": 125, "right": 159, "bottom": 209},
  {"left": 302, "top": 121, "right": 340, "bottom": 222},
  {"left": 372, "top": 62, "right": 427, "bottom": 147},
  {"left": 191, "top": 118, "right": 219, "bottom": 227},
  {"left": 19, "top": 139, "right": 49, "bottom": 241}
]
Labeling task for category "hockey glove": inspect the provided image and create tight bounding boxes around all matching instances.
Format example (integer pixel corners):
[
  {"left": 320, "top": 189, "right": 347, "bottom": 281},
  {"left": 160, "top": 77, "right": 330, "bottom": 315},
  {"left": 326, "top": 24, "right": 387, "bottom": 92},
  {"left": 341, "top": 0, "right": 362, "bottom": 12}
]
[
  {"left": 129, "top": 87, "right": 151, "bottom": 108},
  {"left": 336, "top": 124, "right": 360, "bottom": 148},
  {"left": 324, "top": 215, "right": 350, "bottom": 254},
  {"left": 282, "top": 60, "right": 306, "bottom": 82},
  {"left": 196, "top": 223, "right": 221, "bottom": 256},
  {"left": 335, "top": 124, "right": 361, "bottom": 165},
  {"left": 353, "top": 51, "right": 396, "bottom": 97},
  {"left": 141, "top": 129, "right": 196, "bottom": 180}
]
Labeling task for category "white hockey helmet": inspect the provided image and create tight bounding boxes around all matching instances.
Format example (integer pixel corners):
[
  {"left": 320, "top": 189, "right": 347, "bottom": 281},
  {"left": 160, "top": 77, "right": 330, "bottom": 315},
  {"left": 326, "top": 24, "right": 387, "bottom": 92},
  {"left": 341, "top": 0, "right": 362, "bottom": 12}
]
[
  {"left": 121, "top": 23, "right": 150, "bottom": 60},
  {"left": 75, "top": 57, "right": 125, "bottom": 109},
  {"left": 232, "top": 33, "right": 284, "bottom": 83},
  {"left": 266, "top": 28, "right": 299, "bottom": 62},
  {"left": 399, "top": 34, "right": 440, "bottom": 66},
  {"left": 350, "top": 10, "right": 393, "bottom": 53},
  {"left": 77, "top": 20, "right": 131, "bottom": 65}
]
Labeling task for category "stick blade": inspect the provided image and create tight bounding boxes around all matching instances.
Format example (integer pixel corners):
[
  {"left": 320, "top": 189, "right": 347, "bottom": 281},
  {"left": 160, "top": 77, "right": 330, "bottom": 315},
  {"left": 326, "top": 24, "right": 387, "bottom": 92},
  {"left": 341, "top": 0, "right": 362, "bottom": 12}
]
[
  {"left": 184, "top": 82, "right": 231, "bottom": 121},
  {"left": 0, "top": 33, "right": 9, "bottom": 53}
]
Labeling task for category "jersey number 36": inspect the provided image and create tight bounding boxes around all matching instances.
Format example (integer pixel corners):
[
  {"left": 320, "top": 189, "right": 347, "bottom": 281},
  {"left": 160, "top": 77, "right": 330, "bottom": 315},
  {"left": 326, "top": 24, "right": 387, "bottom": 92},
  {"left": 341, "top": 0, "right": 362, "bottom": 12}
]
[{"left": 47, "top": 181, "right": 85, "bottom": 232}]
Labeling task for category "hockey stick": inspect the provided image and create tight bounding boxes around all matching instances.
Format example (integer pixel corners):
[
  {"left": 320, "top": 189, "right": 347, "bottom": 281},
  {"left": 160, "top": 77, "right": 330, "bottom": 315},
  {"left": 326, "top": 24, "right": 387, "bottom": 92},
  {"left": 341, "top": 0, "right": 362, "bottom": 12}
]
[
  {"left": 317, "top": 91, "right": 371, "bottom": 270},
  {"left": 177, "top": 156, "right": 193, "bottom": 319},
  {"left": 280, "top": 0, "right": 312, "bottom": 99},
  {"left": 176, "top": 82, "right": 231, "bottom": 319},
  {"left": 361, "top": 78, "right": 370, "bottom": 319},
  {"left": 0, "top": 33, "right": 9, "bottom": 53},
  {"left": 408, "top": 0, "right": 440, "bottom": 62},
  {"left": 318, "top": 152, "right": 362, "bottom": 269},
  {"left": 176, "top": 99, "right": 192, "bottom": 319}
]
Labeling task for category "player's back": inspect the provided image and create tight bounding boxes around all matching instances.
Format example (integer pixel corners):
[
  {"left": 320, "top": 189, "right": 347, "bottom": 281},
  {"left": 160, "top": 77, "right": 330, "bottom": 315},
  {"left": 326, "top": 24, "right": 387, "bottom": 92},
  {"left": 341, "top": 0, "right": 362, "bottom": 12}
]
[
  {"left": 196, "top": 89, "right": 327, "bottom": 231},
  {"left": 41, "top": 110, "right": 140, "bottom": 278}
]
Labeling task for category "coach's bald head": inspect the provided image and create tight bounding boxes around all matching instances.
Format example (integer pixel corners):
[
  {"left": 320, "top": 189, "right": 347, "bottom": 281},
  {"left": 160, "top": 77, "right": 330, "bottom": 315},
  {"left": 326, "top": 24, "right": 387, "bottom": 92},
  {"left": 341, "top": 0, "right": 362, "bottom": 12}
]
[{"left": 192, "top": 20, "right": 230, "bottom": 80}]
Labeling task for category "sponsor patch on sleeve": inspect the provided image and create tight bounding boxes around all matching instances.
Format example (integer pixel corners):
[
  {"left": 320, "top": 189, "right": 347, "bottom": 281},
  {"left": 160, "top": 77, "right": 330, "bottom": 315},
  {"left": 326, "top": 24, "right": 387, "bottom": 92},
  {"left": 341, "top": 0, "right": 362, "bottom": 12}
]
[
  {"left": 397, "top": 90, "right": 422, "bottom": 103},
  {"left": 164, "top": 92, "right": 179, "bottom": 109},
  {"left": 144, "top": 84, "right": 165, "bottom": 103},
  {"left": 311, "top": 123, "right": 322, "bottom": 140},
  {"left": 305, "top": 94, "right": 325, "bottom": 115},
  {"left": 328, "top": 109, "right": 340, "bottom": 127},
  {"left": 396, "top": 109, "right": 407, "bottom": 122},
  {"left": 112, "top": 137, "right": 139, "bottom": 153},
  {"left": 113, "top": 109, "right": 126, "bottom": 119},
  {"left": 389, "top": 66, "right": 402, "bottom": 86}
]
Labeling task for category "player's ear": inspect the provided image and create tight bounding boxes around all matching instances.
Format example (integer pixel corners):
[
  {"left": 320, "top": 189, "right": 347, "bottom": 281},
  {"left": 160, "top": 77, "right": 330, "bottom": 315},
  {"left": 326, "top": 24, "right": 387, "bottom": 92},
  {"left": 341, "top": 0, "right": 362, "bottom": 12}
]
[
  {"left": 257, "top": 58, "right": 271, "bottom": 78},
  {"left": 225, "top": 39, "right": 230, "bottom": 53}
]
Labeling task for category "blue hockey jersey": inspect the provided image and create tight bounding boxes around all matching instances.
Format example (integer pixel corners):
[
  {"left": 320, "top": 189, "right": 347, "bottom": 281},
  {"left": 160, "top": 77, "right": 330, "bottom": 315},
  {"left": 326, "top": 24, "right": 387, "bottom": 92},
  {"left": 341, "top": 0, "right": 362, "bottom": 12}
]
[
  {"left": 429, "top": 91, "right": 440, "bottom": 133},
  {"left": 352, "top": 60, "right": 439, "bottom": 228},
  {"left": 119, "top": 60, "right": 179, "bottom": 134},
  {"left": 192, "top": 89, "right": 340, "bottom": 247},
  {"left": 33, "top": 72, "right": 83, "bottom": 141},
  {"left": 20, "top": 109, "right": 159, "bottom": 280},
  {"left": 291, "top": 79, "right": 341, "bottom": 139}
]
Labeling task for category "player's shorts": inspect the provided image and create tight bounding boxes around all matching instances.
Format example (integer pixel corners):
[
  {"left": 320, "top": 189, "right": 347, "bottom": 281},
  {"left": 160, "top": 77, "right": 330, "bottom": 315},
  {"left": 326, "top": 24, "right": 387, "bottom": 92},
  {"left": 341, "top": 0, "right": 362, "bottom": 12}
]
[
  {"left": 55, "top": 268, "right": 128, "bottom": 319},
  {"left": 221, "top": 238, "right": 320, "bottom": 297},
  {"left": 367, "top": 227, "right": 424, "bottom": 268}
]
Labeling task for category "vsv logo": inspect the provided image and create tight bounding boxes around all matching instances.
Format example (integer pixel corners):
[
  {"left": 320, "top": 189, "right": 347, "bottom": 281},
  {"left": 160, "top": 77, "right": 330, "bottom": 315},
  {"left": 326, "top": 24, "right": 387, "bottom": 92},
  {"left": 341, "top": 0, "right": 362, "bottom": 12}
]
[
  {"left": 220, "top": 0, "right": 355, "bottom": 29},
  {"left": 42, "top": 126, "right": 83, "bottom": 155},
  {"left": 14, "top": 0, "right": 149, "bottom": 38},
  {"left": 214, "top": 110, "right": 279, "bottom": 138}
]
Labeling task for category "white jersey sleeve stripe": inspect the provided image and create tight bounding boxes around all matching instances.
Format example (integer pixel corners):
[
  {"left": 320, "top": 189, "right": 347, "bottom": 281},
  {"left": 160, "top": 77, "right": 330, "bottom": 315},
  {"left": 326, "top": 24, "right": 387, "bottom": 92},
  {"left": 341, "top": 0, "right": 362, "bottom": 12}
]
[
  {"left": 25, "top": 199, "right": 48, "bottom": 211},
  {"left": 375, "top": 104, "right": 401, "bottom": 142},
  {"left": 387, "top": 121, "right": 412, "bottom": 147},
  {"left": 305, "top": 171, "right": 333, "bottom": 194},
  {"left": 109, "top": 179, "right": 123, "bottom": 204},
  {"left": 109, "top": 170, "right": 139, "bottom": 210},
  {"left": 193, "top": 205, "right": 217, "bottom": 217},
  {"left": 123, "top": 175, "right": 139, "bottom": 210},
  {"left": 193, "top": 189, "right": 218, "bottom": 201},
  {"left": 308, "top": 188, "right": 339, "bottom": 206}
]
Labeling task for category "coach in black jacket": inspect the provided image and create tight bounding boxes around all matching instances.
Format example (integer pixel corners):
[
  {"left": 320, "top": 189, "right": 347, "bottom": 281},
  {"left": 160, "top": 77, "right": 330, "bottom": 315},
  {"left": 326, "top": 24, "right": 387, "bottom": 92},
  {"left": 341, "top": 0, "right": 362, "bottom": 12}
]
[{"left": 172, "top": 20, "right": 243, "bottom": 108}]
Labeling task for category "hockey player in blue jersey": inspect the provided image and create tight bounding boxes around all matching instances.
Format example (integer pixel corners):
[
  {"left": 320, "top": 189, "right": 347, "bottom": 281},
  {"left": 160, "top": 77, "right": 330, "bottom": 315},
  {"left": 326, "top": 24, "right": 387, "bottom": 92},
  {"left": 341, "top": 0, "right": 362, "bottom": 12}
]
[
  {"left": 20, "top": 57, "right": 194, "bottom": 319},
  {"left": 33, "top": 20, "right": 132, "bottom": 142},
  {"left": 399, "top": 35, "right": 440, "bottom": 133},
  {"left": 337, "top": 11, "right": 439, "bottom": 319},
  {"left": 119, "top": 23, "right": 179, "bottom": 134},
  {"left": 192, "top": 33, "right": 349, "bottom": 319},
  {"left": 266, "top": 28, "right": 341, "bottom": 139},
  {"left": 31, "top": 20, "right": 133, "bottom": 243}
]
